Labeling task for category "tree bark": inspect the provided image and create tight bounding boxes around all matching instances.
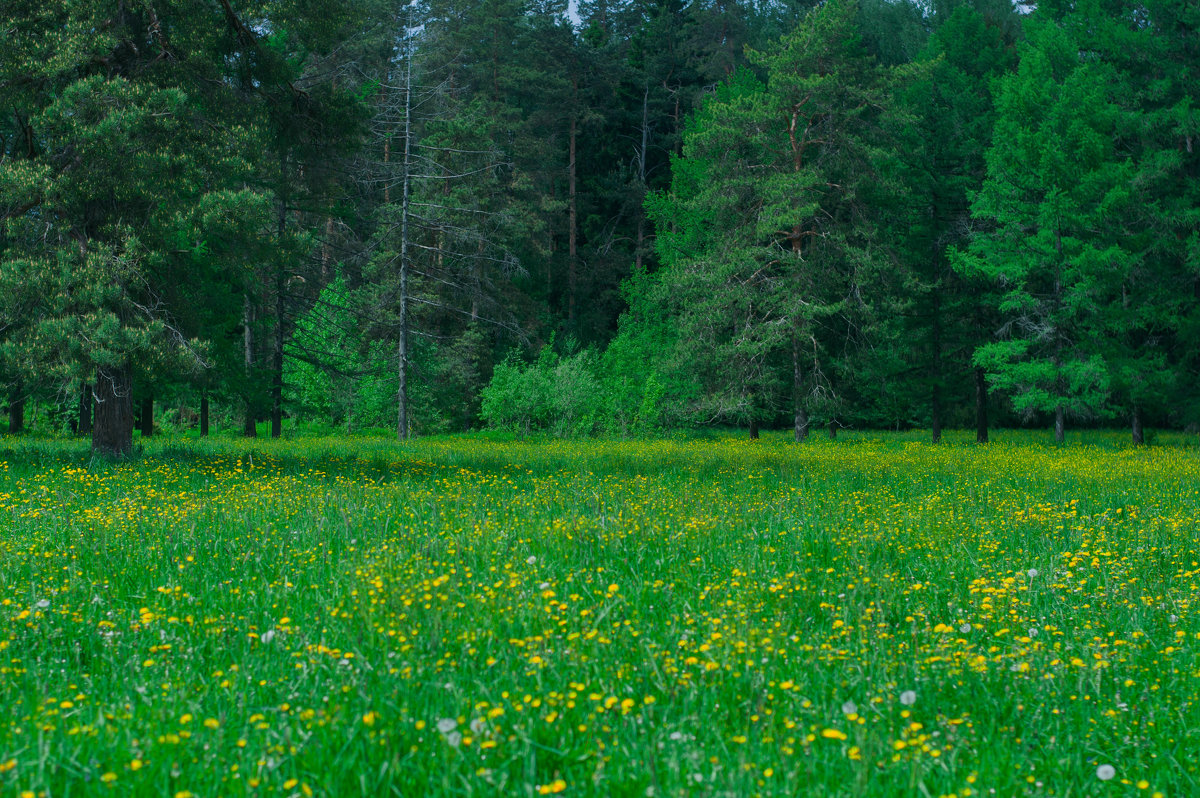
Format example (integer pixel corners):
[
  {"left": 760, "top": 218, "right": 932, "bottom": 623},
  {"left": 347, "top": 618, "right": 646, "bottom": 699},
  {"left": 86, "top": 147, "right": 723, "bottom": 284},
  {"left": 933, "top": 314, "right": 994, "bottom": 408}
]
[
  {"left": 634, "top": 85, "right": 649, "bottom": 272},
  {"left": 397, "top": 30, "right": 414, "bottom": 441},
  {"left": 271, "top": 287, "right": 283, "bottom": 438},
  {"left": 79, "top": 383, "right": 93, "bottom": 435},
  {"left": 243, "top": 294, "right": 257, "bottom": 438},
  {"left": 974, "top": 367, "right": 989, "bottom": 444},
  {"left": 8, "top": 396, "right": 24, "bottom": 434},
  {"left": 828, "top": 419, "right": 837, "bottom": 440},
  {"left": 1054, "top": 404, "right": 1065, "bottom": 444},
  {"left": 749, "top": 417, "right": 759, "bottom": 440},
  {"left": 1132, "top": 405, "right": 1144, "bottom": 446},
  {"left": 793, "top": 336, "right": 808, "bottom": 442},
  {"left": 92, "top": 364, "right": 133, "bottom": 457},
  {"left": 200, "top": 393, "right": 210, "bottom": 437},
  {"left": 271, "top": 156, "right": 286, "bottom": 440},
  {"left": 568, "top": 111, "right": 578, "bottom": 326},
  {"left": 931, "top": 291, "right": 943, "bottom": 444},
  {"left": 140, "top": 395, "right": 154, "bottom": 437}
]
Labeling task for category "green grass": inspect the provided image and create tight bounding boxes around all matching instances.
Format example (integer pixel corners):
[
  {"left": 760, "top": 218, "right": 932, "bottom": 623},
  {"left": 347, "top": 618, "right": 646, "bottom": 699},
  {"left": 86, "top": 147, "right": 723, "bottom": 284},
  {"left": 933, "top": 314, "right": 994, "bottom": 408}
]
[{"left": 1, "top": 430, "right": 1197, "bottom": 797}]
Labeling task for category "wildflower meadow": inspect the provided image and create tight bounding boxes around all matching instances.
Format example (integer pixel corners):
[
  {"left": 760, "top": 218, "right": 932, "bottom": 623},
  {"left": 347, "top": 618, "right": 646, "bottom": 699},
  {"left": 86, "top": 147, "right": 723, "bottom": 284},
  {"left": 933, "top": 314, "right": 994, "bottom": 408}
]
[{"left": 1, "top": 431, "right": 1197, "bottom": 797}]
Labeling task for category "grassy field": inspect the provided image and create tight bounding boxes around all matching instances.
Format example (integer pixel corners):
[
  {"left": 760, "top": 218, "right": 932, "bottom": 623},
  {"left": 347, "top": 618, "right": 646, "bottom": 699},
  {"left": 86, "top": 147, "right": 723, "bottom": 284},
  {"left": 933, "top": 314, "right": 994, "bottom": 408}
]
[{"left": 1, "top": 431, "right": 1197, "bottom": 797}]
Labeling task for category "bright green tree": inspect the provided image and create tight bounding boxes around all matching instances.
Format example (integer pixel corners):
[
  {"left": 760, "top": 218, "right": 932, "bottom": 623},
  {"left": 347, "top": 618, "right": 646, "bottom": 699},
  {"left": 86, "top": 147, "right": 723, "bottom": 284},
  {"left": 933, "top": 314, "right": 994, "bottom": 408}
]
[{"left": 958, "top": 19, "right": 1136, "bottom": 443}]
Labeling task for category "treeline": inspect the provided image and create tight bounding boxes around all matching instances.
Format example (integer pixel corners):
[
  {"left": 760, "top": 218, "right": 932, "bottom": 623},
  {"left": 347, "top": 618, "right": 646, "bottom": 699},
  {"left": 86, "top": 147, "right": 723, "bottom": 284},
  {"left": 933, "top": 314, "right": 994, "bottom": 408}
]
[{"left": 1, "top": 0, "right": 1196, "bottom": 453}]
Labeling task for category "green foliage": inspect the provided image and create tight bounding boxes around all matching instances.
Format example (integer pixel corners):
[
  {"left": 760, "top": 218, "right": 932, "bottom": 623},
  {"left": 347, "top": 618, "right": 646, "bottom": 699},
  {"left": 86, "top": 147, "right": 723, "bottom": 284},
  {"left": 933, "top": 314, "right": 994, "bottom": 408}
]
[{"left": 479, "top": 343, "right": 605, "bottom": 437}]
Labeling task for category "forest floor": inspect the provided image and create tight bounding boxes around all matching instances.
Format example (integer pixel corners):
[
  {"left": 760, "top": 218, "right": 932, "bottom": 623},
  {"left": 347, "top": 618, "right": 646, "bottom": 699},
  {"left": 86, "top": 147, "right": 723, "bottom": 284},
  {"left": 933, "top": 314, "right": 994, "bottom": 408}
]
[{"left": 0, "top": 431, "right": 1197, "bottom": 797}]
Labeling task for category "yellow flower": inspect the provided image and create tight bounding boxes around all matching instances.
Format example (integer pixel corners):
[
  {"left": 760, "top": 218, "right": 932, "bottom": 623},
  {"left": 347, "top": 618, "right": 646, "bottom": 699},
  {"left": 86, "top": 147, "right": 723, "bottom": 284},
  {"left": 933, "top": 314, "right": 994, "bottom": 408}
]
[
  {"left": 100, "top": 772, "right": 117, "bottom": 783},
  {"left": 538, "top": 780, "right": 567, "bottom": 795},
  {"left": 203, "top": 718, "right": 219, "bottom": 729},
  {"left": 362, "top": 711, "right": 377, "bottom": 726},
  {"left": 130, "top": 759, "right": 143, "bottom": 771},
  {"left": 821, "top": 729, "right": 847, "bottom": 741},
  {"left": 284, "top": 778, "right": 299, "bottom": 789}
]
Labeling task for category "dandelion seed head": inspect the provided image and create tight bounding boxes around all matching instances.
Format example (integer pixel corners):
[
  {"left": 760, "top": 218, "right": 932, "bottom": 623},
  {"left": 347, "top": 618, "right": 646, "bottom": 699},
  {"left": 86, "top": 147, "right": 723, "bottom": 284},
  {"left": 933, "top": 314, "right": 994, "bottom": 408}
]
[
  {"left": 1096, "top": 764, "right": 1115, "bottom": 781},
  {"left": 899, "top": 690, "right": 917, "bottom": 706}
]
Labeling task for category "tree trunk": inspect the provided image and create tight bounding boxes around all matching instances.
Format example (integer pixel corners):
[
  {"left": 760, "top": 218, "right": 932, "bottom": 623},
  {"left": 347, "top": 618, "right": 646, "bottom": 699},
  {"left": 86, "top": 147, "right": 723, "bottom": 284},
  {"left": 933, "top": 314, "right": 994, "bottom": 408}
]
[
  {"left": 271, "top": 155, "right": 286, "bottom": 440},
  {"left": 243, "top": 294, "right": 257, "bottom": 437},
  {"left": 1054, "top": 404, "right": 1065, "bottom": 444},
  {"left": 271, "top": 290, "right": 283, "bottom": 439},
  {"left": 79, "top": 383, "right": 93, "bottom": 435},
  {"left": 793, "top": 336, "right": 808, "bottom": 442},
  {"left": 974, "top": 367, "right": 989, "bottom": 444},
  {"left": 1132, "top": 405, "right": 1144, "bottom": 446},
  {"left": 140, "top": 395, "right": 154, "bottom": 437},
  {"left": 634, "top": 85, "right": 649, "bottom": 272},
  {"left": 200, "top": 393, "right": 210, "bottom": 437},
  {"left": 8, "top": 395, "right": 24, "bottom": 434},
  {"left": 397, "top": 33, "right": 414, "bottom": 441},
  {"left": 568, "top": 111, "right": 578, "bottom": 326},
  {"left": 749, "top": 417, "right": 759, "bottom": 440},
  {"left": 931, "top": 292, "right": 942, "bottom": 444},
  {"left": 828, "top": 419, "right": 837, "bottom": 440},
  {"left": 92, "top": 364, "right": 133, "bottom": 457}
]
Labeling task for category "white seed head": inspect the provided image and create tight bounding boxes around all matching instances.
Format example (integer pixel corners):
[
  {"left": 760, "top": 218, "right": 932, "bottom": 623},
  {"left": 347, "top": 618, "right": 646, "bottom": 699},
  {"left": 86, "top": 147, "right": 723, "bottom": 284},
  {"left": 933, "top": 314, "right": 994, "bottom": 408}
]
[
  {"left": 437, "top": 718, "right": 457, "bottom": 734},
  {"left": 1096, "top": 764, "right": 1115, "bottom": 781},
  {"left": 899, "top": 690, "right": 917, "bottom": 706}
]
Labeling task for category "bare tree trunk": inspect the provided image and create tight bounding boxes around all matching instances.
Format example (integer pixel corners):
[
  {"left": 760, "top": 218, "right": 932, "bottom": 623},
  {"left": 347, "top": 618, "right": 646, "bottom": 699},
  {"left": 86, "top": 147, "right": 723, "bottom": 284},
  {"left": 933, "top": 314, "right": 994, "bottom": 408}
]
[
  {"left": 634, "top": 85, "right": 649, "bottom": 271},
  {"left": 93, "top": 364, "right": 133, "bottom": 457},
  {"left": 397, "top": 28, "right": 414, "bottom": 441},
  {"left": 200, "top": 393, "right": 209, "bottom": 437},
  {"left": 271, "top": 155, "right": 287, "bottom": 440},
  {"left": 568, "top": 111, "right": 578, "bottom": 326},
  {"left": 140, "top": 395, "right": 154, "bottom": 437},
  {"left": 1054, "top": 404, "right": 1065, "bottom": 444},
  {"left": 749, "top": 417, "right": 759, "bottom": 440},
  {"left": 322, "top": 216, "right": 334, "bottom": 280},
  {"left": 243, "top": 295, "right": 257, "bottom": 438},
  {"left": 931, "top": 292, "right": 942, "bottom": 444},
  {"left": 271, "top": 287, "right": 283, "bottom": 439},
  {"left": 793, "top": 336, "right": 808, "bottom": 442},
  {"left": 1132, "top": 405, "right": 1144, "bottom": 446},
  {"left": 975, "top": 367, "right": 989, "bottom": 444},
  {"left": 828, "top": 419, "right": 837, "bottom": 440}
]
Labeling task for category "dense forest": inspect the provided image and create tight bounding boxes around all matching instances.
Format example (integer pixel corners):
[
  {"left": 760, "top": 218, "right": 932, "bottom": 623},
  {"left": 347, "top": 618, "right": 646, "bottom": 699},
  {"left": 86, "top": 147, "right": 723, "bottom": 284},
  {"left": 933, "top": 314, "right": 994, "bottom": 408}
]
[{"left": 1, "top": 0, "right": 1197, "bottom": 454}]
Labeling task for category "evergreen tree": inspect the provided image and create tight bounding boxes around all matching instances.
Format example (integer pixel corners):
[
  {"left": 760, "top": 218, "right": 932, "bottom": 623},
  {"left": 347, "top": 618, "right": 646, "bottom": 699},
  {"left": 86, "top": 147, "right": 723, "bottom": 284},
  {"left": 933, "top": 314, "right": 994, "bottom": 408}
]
[{"left": 959, "top": 19, "right": 1134, "bottom": 443}]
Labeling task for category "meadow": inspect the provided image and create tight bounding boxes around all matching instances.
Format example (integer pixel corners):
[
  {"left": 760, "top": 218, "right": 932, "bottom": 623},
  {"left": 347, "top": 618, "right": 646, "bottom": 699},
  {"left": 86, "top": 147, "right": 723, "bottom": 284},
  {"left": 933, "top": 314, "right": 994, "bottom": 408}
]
[{"left": 0, "top": 430, "right": 1197, "bottom": 797}]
